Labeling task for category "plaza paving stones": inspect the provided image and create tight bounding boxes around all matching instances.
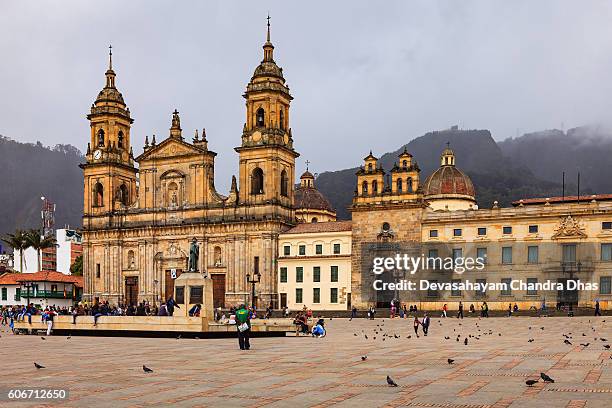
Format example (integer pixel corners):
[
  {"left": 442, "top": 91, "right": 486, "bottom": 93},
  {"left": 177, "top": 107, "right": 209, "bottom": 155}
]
[{"left": 0, "top": 316, "right": 610, "bottom": 407}]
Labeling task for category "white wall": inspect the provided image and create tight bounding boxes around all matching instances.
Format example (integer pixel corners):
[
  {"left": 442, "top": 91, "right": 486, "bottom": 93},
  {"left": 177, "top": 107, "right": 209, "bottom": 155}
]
[{"left": 12, "top": 248, "right": 38, "bottom": 273}]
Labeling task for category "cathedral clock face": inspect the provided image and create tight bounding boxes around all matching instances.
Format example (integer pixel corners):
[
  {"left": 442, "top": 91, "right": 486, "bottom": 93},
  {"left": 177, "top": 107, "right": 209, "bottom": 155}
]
[{"left": 93, "top": 150, "right": 102, "bottom": 160}]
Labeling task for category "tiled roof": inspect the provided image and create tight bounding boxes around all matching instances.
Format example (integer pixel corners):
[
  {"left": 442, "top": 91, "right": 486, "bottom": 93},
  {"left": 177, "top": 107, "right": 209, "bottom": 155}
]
[
  {"left": 0, "top": 273, "right": 20, "bottom": 285},
  {"left": 512, "top": 194, "right": 612, "bottom": 206},
  {"left": 14, "top": 271, "right": 83, "bottom": 286},
  {"left": 283, "top": 221, "right": 352, "bottom": 234},
  {"left": 423, "top": 165, "right": 475, "bottom": 198},
  {"left": 295, "top": 186, "right": 335, "bottom": 212}
]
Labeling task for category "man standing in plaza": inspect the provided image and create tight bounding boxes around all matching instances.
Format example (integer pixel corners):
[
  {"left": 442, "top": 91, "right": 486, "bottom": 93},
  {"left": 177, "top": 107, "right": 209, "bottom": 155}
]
[
  {"left": 457, "top": 301, "right": 464, "bottom": 319},
  {"left": 235, "top": 304, "right": 251, "bottom": 350},
  {"left": 422, "top": 313, "right": 430, "bottom": 336}
]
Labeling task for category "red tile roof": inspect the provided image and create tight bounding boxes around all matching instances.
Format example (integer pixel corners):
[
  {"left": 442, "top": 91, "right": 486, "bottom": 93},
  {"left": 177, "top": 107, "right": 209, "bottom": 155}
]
[
  {"left": 512, "top": 194, "right": 612, "bottom": 206},
  {"left": 283, "top": 221, "right": 352, "bottom": 234},
  {"left": 0, "top": 273, "right": 20, "bottom": 285},
  {"left": 13, "top": 271, "right": 83, "bottom": 287}
]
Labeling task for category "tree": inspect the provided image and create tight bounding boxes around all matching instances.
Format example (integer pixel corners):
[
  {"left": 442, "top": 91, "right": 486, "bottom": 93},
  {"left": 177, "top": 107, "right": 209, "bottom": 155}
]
[
  {"left": 1, "top": 229, "right": 31, "bottom": 272},
  {"left": 70, "top": 254, "right": 83, "bottom": 276},
  {"left": 25, "top": 229, "right": 57, "bottom": 271}
]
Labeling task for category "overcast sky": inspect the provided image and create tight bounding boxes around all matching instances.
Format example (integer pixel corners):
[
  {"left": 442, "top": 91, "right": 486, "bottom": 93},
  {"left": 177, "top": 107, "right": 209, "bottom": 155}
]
[{"left": 2, "top": 1, "right": 612, "bottom": 192}]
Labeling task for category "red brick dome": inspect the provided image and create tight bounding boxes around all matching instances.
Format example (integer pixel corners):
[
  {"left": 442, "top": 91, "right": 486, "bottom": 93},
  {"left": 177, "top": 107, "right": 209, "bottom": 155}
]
[
  {"left": 295, "top": 186, "right": 334, "bottom": 212},
  {"left": 423, "top": 165, "right": 475, "bottom": 199}
]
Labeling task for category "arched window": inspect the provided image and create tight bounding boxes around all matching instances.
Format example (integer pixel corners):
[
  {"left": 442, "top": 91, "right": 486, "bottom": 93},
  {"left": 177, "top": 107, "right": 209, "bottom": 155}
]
[
  {"left": 407, "top": 177, "right": 413, "bottom": 193},
  {"left": 280, "top": 169, "right": 288, "bottom": 197},
  {"left": 367, "top": 163, "right": 373, "bottom": 171},
  {"left": 97, "top": 129, "right": 105, "bottom": 147},
  {"left": 251, "top": 167, "right": 264, "bottom": 194},
  {"left": 118, "top": 131, "right": 124, "bottom": 149},
  {"left": 397, "top": 178, "right": 403, "bottom": 193},
  {"left": 168, "top": 182, "right": 179, "bottom": 206},
  {"left": 118, "top": 184, "right": 129, "bottom": 205},
  {"left": 402, "top": 160, "right": 407, "bottom": 169},
  {"left": 256, "top": 108, "right": 265, "bottom": 127},
  {"left": 279, "top": 109, "right": 285, "bottom": 130},
  {"left": 214, "top": 246, "right": 222, "bottom": 266},
  {"left": 372, "top": 180, "right": 378, "bottom": 194},
  {"left": 311, "top": 217, "right": 318, "bottom": 223},
  {"left": 93, "top": 182, "right": 104, "bottom": 207},
  {"left": 362, "top": 181, "right": 368, "bottom": 195}
]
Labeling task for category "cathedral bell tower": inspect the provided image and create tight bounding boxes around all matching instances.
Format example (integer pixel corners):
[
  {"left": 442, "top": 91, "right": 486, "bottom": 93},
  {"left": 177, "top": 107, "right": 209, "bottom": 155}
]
[
  {"left": 235, "top": 17, "right": 299, "bottom": 208},
  {"left": 81, "top": 46, "right": 137, "bottom": 218}
]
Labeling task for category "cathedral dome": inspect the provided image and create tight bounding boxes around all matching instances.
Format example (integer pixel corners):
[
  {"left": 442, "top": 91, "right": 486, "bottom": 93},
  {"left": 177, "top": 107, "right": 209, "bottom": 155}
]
[
  {"left": 295, "top": 170, "right": 336, "bottom": 223},
  {"left": 423, "top": 147, "right": 476, "bottom": 210}
]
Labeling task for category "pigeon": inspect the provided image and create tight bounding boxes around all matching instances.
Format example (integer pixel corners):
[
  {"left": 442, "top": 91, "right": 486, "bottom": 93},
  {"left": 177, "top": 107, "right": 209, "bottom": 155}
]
[
  {"left": 528, "top": 339, "right": 534, "bottom": 343},
  {"left": 447, "top": 358, "right": 454, "bottom": 365},
  {"left": 361, "top": 355, "right": 367, "bottom": 361},
  {"left": 498, "top": 333, "right": 502, "bottom": 336},
  {"left": 67, "top": 336, "right": 71, "bottom": 340},
  {"left": 564, "top": 339, "right": 572, "bottom": 345},
  {"left": 601, "top": 338, "right": 608, "bottom": 342},
  {"left": 540, "top": 327, "right": 544, "bottom": 330},
  {"left": 386, "top": 375, "right": 398, "bottom": 387},
  {"left": 464, "top": 338, "right": 468, "bottom": 345},
  {"left": 525, "top": 379, "right": 538, "bottom": 387},
  {"left": 354, "top": 333, "right": 358, "bottom": 336},
  {"left": 580, "top": 343, "right": 590, "bottom": 347},
  {"left": 444, "top": 336, "right": 450, "bottom": 340},
  {"left": 143, "top": 365, "right": 154, "bottom": 373},
  {"left": 540, "top": 373, "right": 554, "bottom": 383},
  {"left": 176, "top": 334, "right": 182, "bottom": 340},
  {"left": 364, "top": 334, "right": 368, "bottom": 339},
  {"left": 34, "top": 362, "right": 45, "bottom": 369},
  {"left": 41, "top": 337, "right": 46, "bottom": 340},
  {"left": 604, "top": 345, "right": 610, "bottom": 350}
]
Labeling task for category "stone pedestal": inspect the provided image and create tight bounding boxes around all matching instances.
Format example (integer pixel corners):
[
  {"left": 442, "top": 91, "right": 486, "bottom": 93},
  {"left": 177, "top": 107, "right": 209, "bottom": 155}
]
[{"left": 173, "top": 272, "right": 214, "bottom": 321}]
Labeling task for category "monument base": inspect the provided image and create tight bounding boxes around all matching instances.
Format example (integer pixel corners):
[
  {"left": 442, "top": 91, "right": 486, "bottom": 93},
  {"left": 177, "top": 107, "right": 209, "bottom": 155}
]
[{"left": 174, "top": 272, "right": 214, "bottom": 319}]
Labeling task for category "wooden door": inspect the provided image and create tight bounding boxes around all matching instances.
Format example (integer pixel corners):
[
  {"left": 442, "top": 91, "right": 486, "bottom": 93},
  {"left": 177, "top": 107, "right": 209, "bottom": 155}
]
[
  {"left": 125, "top": 277, "right": 138, "bottom": 306},
  {"left": 165, "top": 269, "right": 182, "bottom": 302},
  {"left": 280, "top": 293, "right": 287, "bottom": 308},
  {"left": 211, "top": 274, "right": 226, "bottom": 308}
]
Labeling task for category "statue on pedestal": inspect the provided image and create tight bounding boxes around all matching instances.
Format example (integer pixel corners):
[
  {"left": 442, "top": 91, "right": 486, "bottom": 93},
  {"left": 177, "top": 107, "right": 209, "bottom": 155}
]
[{"left": 188, "top": 238, "right": 199, "bottom": 272}]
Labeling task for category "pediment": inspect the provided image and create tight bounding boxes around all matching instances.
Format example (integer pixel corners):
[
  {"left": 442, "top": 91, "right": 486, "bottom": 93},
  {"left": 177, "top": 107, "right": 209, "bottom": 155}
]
[{"left": 135, "top": 138, "right": 205, "bottom": 162}]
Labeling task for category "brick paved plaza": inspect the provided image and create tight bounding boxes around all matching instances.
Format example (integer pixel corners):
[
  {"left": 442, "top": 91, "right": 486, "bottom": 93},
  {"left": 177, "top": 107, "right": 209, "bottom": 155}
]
[{"left": 1, "top": 316, "right": 611, "bottom": 407}]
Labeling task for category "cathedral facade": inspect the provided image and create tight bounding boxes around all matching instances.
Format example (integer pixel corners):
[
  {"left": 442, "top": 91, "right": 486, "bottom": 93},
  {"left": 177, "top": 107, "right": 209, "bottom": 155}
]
[{"left": 81, "top": 22, "right": 298, "bottom": 308}]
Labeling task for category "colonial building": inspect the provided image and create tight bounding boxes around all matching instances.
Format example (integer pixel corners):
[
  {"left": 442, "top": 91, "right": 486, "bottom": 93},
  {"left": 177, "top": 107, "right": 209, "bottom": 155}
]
[
  {"left": 81, "top": 21, "right": 299, "bottom": 308},
  {"left": 278, "top": 221, "right": 352, "bottom": 311},
  {"left": 351, "top": 146, "right": 612, "bottom": 310}
]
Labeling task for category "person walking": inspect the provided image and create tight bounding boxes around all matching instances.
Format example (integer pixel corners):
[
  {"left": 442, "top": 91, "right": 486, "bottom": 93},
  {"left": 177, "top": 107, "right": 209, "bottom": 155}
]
[
  {"left": 595, "top": 300, "right": 601, "bottom": 316},
  {"left": 235, "top": 304, "right": 251, "bottom": 350},
  {"left": 457, "top": 302, "right": 464, "bottom": 319},
  {"left": 46, "top": 307, "right": 56, "bottom": 336},
  {"left": 422, "top": 313, "right": 430, "bottom": 336},
  {"left": 442, "top": 303, "right": 448, "bottom": 318},
  {"left": 350, "top": 306, "right": 357, "bottom": 320},
  {"left": 413, "top": 315, "right": 421, "bottom": 338}
]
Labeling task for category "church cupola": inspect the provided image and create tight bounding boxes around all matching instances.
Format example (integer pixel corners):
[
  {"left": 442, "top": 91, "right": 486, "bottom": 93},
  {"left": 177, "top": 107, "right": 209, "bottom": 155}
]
[{"left": 440, "top": 143, "right": 455, "bottom": 166}]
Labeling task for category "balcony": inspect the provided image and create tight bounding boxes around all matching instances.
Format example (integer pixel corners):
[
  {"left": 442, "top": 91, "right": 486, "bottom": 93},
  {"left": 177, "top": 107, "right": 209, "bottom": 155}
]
[{"left": 18, "top": 290, "right": 77, "bottom": 300}]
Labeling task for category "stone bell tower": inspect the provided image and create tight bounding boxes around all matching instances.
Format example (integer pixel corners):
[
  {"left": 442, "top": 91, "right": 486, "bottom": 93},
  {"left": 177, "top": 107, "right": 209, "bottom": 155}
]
[
  {"left": 235, "top": 16, "right": 299, "bottom": 211},
  {"left": 81, "top": 46, "right": 137, "bottom": 222}
]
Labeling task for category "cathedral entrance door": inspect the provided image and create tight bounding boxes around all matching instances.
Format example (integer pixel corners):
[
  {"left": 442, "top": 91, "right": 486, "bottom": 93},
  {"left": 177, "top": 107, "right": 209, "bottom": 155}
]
[
  {"left": 165, "top": 269, "right": 182, "bottom": 302},
  {"left": 125, "top": 277, "right": 138, "bottom": 307},
  {"left": 211, "top": 274, "right": 226, "bottom": 308}
]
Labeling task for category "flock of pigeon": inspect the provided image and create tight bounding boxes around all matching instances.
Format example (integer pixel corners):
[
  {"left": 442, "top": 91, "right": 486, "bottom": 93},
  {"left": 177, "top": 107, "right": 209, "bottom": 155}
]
[{"left": 352, "top": 318, "right": 610, "bottom": 389}]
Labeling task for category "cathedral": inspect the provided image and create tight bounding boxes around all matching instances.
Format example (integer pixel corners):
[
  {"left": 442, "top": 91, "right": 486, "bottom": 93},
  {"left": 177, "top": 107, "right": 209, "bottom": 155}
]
[{"left": 81, "top": 21, "right": 298, "bottom": 308}]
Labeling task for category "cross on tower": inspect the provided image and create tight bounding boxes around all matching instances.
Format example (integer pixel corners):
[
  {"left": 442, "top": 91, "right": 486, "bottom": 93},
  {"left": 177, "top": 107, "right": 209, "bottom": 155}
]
[
  {"left": 305, "top": 160, "right": 310, "bottom": 171},
  {"left": 446, "top": 141, "right": 450, "bottom": 148},
  {"left": 267, "top": 13, "right": 271, "bottom": 27}
]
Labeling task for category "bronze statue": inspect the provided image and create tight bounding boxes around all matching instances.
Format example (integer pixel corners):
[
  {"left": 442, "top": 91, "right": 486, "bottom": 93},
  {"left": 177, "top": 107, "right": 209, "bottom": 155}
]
[{"left": 188, "top": 238, "right": 199, "bottom": 272}]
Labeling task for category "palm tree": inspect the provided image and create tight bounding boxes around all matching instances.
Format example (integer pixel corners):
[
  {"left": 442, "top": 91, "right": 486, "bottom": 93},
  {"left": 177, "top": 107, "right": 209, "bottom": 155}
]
[
  {"left": 25, "top": 229, "right": 57, "bottom": 271},
  {"left": 1, "top": 229, "right": 31, "bottom": 272}
]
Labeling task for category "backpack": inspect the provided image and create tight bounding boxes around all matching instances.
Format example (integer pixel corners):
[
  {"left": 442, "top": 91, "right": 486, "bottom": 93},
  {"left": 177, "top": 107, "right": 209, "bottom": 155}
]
[{"left": 235, "top": 308, "right": 249, "bottom": 324}]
